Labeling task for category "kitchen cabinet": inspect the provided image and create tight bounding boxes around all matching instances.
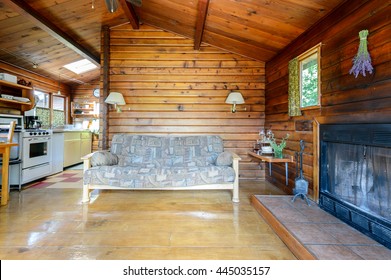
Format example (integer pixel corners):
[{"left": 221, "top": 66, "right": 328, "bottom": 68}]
[
  {"left": 63, "top": 131, "right": 91, "bottom": 168},
  {"left": 80, "top": 132, "right": 92, "bottom": 157},
  {"left": 52, "top": 133, "right": 64, "bottom": 174}
]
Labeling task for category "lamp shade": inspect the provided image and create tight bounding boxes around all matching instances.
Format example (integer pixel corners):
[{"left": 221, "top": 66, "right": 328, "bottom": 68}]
[
  {"left": 105, "top": 92, "right": 125, "bottom": 105},
  {"left": 225, "top": 91, "right": 245, "bottom": 104}
]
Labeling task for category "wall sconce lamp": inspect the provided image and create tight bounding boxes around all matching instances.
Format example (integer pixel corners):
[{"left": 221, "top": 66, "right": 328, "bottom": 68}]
[
  {"left": 105, "top": 92, "right": 126, "bottom": 112},
  {"left": 225, "top": 91, "right": 245, "bottom": 113}
]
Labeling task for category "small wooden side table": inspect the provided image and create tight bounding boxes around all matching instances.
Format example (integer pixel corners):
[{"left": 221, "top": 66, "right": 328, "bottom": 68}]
[{"left": 248, "top": 151, "right": 294, "bottom": 185}]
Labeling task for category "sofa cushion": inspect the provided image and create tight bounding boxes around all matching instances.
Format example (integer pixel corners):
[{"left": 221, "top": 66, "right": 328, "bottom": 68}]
[
  {"left": 90, "top": 151, "right": 118, "bottom": 167},
  {"left": 110, "top": 134, "right": 224, "bottom": 168},
  {"left": 216, "top": 151, "right": 233, "bottom": 166}
]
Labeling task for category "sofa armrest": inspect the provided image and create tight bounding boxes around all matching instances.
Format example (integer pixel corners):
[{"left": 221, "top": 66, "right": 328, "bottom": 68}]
[
  {"left": 230, "top": 152, "right": 241, "bottom": 174},
  {"left": 81, "top": 152, "right": 95, "bottom": 172},
  {"left": 82, "top": 150, "right": 116, "bottom": 172},
  {"left": 230, "top": 152, "right": 241, "bottom": 203},
  {"left": 231, "top": 152, "right": 241, "bottom": 162}
]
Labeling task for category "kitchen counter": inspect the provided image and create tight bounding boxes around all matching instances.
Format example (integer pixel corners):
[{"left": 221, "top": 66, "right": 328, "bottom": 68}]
[{"left": 52, "top": 128, "right": 91, "bottom": 133}]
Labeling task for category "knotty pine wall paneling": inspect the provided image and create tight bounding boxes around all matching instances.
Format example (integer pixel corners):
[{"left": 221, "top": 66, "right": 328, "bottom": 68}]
[
  {"left": 104, "top": 24, "right": 266, "bottom": 180},
  {"left": 265, "top": 0, "right": 391, "bottom": 198}
]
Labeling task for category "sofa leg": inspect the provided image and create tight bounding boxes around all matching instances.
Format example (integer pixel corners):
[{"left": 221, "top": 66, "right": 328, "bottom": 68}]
[
  {"left": 232, "top": 185, "right": 239, "bottom": 203},
  {"left": 82, "top": 184, "right": 90, "bottom": 203}
]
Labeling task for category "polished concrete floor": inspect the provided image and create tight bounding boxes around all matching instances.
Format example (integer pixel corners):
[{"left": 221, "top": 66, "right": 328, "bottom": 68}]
[{"left": 0, "top": 170, "right": 295, "bottom": 260}]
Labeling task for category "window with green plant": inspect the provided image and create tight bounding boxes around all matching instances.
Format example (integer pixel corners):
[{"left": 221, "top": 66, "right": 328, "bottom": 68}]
[
  {"left": 34, "top": 90, "right": 67, "bottom": 128},
  {"left": 298, "top": 44, "right": 321, "bottom": 109},
  {"left": 34, "top": 90, "right": 50, "bottom": 127},
  {"left": 52, "top": 95, "right": 66, "bottom": 127}
]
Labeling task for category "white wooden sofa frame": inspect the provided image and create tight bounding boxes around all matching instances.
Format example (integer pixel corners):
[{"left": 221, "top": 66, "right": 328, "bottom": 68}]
[{"left": 81, "top": 152, "right": 241, "bottom": 203}]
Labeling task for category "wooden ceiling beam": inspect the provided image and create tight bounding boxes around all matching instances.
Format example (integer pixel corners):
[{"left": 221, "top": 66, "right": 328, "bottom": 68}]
[
  {"left": 120, "top": 0, "right": 140, "bottom": 30},
  {"left": 194, "top": 0, "right": 210, "bottom": 50},
  {"left": 4, "top": 0, "right": 100, "bottom": 66}
]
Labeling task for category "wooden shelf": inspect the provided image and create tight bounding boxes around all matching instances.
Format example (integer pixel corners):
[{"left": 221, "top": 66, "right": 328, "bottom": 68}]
[
  {"left": 0, "top": 97, "right": 31, "bottom": 106},
  {"left": 248, "top": 151, "right": 293, "bottom": 163},
  {"left": 0, "top": 79, "right": 32, "bottom": 90},
  {"left": 72, "top": 113, "right": 97, "bottom": 118},
  {"left": 0, "top": 79, "right": 34, "bottom": 112},
  {"left": 248, "top": 151, "right": 293, "bottom": 185},
  {"left": 71, "top": 101, "right": 98, "bottom": 119}
]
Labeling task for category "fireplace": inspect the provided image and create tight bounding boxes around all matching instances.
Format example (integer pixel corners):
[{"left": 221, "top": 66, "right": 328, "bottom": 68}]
[{"left": 319, "top": 123, "right": 391, "bottom": 249}]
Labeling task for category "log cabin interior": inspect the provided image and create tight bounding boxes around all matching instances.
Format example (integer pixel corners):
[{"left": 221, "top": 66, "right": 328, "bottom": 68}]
[{"left": 0, "top": 0, "right": 391, "bottom": 263}]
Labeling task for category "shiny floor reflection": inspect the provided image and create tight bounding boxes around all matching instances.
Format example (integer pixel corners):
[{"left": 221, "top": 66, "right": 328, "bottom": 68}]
[{"left": 0, "top": 170, "right": 294, "bottom": 260}]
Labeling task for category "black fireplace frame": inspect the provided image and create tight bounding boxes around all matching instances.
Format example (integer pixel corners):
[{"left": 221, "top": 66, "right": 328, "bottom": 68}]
[{"left": 319, "top": 123, "right": 391, "bottom": 249}]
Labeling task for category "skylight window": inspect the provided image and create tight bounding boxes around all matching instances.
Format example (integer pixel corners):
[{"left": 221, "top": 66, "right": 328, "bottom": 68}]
[{"left": 63, "top": 59, "right": 97, "bottom": 74}]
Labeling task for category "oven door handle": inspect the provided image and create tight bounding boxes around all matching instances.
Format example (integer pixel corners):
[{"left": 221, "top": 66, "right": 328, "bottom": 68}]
[{"left": 27, "top": 137, "right": 51, "bottom": 142}]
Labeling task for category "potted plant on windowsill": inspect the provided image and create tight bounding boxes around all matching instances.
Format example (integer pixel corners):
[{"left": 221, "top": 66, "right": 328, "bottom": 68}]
[{"left": 270, "top": 133, "right": 290, "bottom": 158}]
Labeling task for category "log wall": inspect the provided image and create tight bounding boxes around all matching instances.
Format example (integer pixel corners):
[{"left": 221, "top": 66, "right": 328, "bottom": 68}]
[
  {"left": 265, "top": 0, "right": 391, "bottom": 197},
  {"left": 101, "top": 24, "right": 266, "bottom": 179}
]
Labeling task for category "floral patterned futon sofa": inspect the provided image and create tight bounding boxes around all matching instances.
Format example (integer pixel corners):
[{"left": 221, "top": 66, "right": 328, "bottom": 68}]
[{"left": 82, "top": 134, "right": 241, "bottom": 203}]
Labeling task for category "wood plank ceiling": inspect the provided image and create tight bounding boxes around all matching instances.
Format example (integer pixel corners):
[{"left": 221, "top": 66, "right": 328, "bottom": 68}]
[{"left": 0, "top": 0, "right": 347, "bottom": 86}]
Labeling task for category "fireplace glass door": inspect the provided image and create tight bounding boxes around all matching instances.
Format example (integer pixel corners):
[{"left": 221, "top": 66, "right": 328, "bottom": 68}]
[{"left": 323, "top": 142, "right": 391, "bottom": 222}]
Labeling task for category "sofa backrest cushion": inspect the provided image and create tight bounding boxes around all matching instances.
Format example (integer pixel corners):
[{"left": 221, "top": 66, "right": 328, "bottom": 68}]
[
  {"left": 110, "top": 134, "right": 224, "bottom": 167},
  {"left": 110, "top": 135, "right": 164, "bottom": 167}
]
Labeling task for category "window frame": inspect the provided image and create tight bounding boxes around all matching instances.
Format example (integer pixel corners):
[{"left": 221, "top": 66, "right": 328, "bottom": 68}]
[
  {"left": 32, "top": 89, "right": 69, "bottom": 127},
  {"left": 298, "top": 43, "right": 321, "bottom": 110},
  {"left": 52, "top": 95, "right": 66, "bottom": 111},
  {"left": 51, "top": 94, "right": 67, "bottom": 127},
  {"left": 34, "top": 89, "right": 50, "bottom": 109}
]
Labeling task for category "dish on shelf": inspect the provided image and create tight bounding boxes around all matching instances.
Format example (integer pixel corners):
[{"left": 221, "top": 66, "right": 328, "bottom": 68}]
[
  {"left": 1, "top": 94, "right": 14, "bottom": 100},
  {"left": 12, "top": 96, "right": 30, "bottom": 102}
]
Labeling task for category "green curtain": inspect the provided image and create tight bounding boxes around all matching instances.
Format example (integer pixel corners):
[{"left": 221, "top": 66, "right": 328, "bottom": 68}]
[{"left": 288, "top": 58, "right": 302, "bottom": 116}]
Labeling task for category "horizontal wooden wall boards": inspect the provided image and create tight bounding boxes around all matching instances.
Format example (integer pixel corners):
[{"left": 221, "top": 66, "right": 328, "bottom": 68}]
[
  {"left": 264, "top": 0, "right": 391, "bottom": 197},
  {"left": 102, "top": 24, "right": 266, "bottom": 179}
]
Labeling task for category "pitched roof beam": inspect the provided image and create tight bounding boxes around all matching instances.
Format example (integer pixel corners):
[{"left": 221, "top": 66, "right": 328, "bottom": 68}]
[
  {"left": 120, "top": 0, "right": 140, "bottom": 29},
  {"left": 194, "top": 0, "right": 210, "bottom": 50},
  {"left": 4, "top": 0, "right": 100, "bottom": 66}
]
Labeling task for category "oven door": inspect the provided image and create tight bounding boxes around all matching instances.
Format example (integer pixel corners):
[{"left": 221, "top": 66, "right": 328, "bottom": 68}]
[{"left": 22, "top": 136, "right": 51, "bottom": 168}]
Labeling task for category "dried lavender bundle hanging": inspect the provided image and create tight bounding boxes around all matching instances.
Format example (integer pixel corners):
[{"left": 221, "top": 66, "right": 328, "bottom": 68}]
[{"left": 349, "top": 30, "right": 374, "bottom": 78}]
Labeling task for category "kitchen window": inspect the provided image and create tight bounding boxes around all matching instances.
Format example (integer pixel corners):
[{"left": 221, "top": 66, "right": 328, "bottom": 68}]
[
  {"left": 35, "top": 90, "right": 50, "bottom": 108},
  {"left": 52, "top": 95, "right": 66, "bottom": 126},
  {"left": 34, "top": 90, "right": 67, "bottom": 128}
]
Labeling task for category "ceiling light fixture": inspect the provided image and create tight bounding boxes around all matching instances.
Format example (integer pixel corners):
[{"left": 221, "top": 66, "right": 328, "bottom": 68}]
[
  {"left": 57, "top": 74, "right": 61, "bottom": 95},
  {"left": 105, "top": 0, "right": 119, "bottom": 13}
]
